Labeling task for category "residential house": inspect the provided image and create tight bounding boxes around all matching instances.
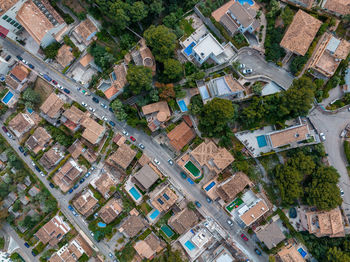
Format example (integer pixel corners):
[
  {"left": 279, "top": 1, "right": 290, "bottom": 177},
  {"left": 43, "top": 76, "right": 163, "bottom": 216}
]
[
  {"left": 212, "top": 0, "right": 259, "bottom": 36},
  {"left": 138, "top": 153, "right": 150, "bottom": 166},
  {"left": 52, "top": 159, "right": 83, "bottom": 193},
  {"left": 141, "top": 101, "right": 171, "bottom": 132},
  {"left": 103, "top": 63, "right": 128, "bottom": 100},
  {"left": 133, "top": 232, "right": 165, "bottom": 260},
  {"left": 281, "top": 0, "right": 315, "bottom": 9},
  {"left": 16, "top": 0, "right": 68, "bottom": 47},
  {"left": 321, "top": 0, "right": 350, "bottom": 16},
  {"left": 113, "top": 133, "right": 126, "bottom": 146},
  {"left": 132, "top": 164, "right": 159, "bottom": 191},
  {"left": 99, "top": 198, "right": 123, "bottom": 224},
  {"left": 39, "top": 146, "right": 64, "bottom": 169},
  {"left": 68, "top": 139, "right": 97, "bottom": 163},
  {"left": 73, "top": 189, "right": 98, "bottom": 217},
  {"left": 56, "top": 45, "right": 75, "bottom": 68},
  {"left": 40, "top": 93, "right": 65, "bottom": 120},
  {"left": 106, "top": 143, "right": 136, "bottom": 170},
  {"left": 19, "top": 195, "right": 30, "bottom": 205},
  {"left": 119, "top": 215, "right": 146, "bottom": 238},
  {"left": 49, "top": 234, "right": 93, "bottom": 262},
  {"left": 280, "top": 10, "right": 322, "bottom": 56},
  {"left": 149, "top": 184, "right": 178, "bottom": 213},
  {"left": 79, "top": 53, "right": 93, "bottom": 68},
  {"left": 255, "top": 221, "right": 286, "bottom": 249},
  {"left": 8, "top": 112, "right": 40, "bottom": 139},
  {"left": 62, "top": 105, "right": 88, "bottom": 131},
  {"left": 28, "top": 185, "right": 40, "bottom": 197},
  {"left": 278, "top": 244, "right": 305, "bottom": 262},
  {"left": 35, "top": 215, "right": 71, "bottom": 246},
  {"left": 167, "top": 121, "right": 196, "bottom": 152},
  {"left": 72, "top": 17, "right": 99, "bottom": 47},
  {"left": 80, "top": 116, "right": 106, "bottom": 145},
  {"left": 304, "top": 208, "right": 345, "bottom": 237},
  {"left": 25, "top": 127, "right": 51, "bottom": 154},
  {"left": 198, "top": 74, "right": 245, "bottom": 104},
  {"left": 238, "top": 195, "right": 269, "bottom": 227},
  {"left": 90, "top": 172, "right": 117, "bottom": 199},
  {"left": 6, "top": 63, "right": 30, "bottom": 91},
  {"left": 3, "top": 191, "right": 17, "bottom": 208},
  {"left": 128, "top": 38, "right": 156, "bottom": 75},
  {"left": 216, "top": 172, "right": 252, "bottom": 203},
  {"left": 308, "top": 33, "right": 350, "bottom": 77},
  {"left": 168, "top": 208, "right": 199, "bottom": 234}
]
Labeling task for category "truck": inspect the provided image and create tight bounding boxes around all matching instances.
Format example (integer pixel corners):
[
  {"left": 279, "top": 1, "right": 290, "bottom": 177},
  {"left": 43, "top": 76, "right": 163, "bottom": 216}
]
[{"left": 43, "top": 74, "right": 52, "bottom": 82}]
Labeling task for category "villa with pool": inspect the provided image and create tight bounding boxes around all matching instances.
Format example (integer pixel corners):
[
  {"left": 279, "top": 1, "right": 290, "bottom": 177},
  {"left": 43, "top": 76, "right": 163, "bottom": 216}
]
[{"left": 176, "top": 140, "right": 234, "bottom": 181}]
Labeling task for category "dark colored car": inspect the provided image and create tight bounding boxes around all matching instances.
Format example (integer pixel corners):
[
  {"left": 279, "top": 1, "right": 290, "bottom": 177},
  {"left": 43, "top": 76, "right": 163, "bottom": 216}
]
[
  {"left": 16, "top": 55, "right": 23, "bottom": 61},
  {"left": 180, "top": 172, "right": 187, "bottom": 179},
  {"left": 24, "top": 242, "right": 30, "bottom": 248},
  {"left": 79, "top": 178, "right": 85, "bottom": 184},
  {"left": 73, "top": 184, "right": 79, "bottom": 189},
  {"left": 195, "top": 201, "right": 201, "bottom": 208},
  {"left": 63, "top": 88, "right": 70, "bottom": 94},
  {"left": 49, "top": 183, "right": 54, "bottom": 188},
  {"left": 206, "top": 197, "right": 212, "bottom": 203},
  {"left": 23, "top": 151, "right": 27, "bottom": 156},
  {"left": 240, "top": 234, "right": 248, "bottom": 241},
  {"left": 28, "top": 63, "right": 35, "bottom": 69},
  {"left": 34, "top": 166, "right": 41, "bottom": 172},
  {"left": 68, "top": 205, "right": 74, "bottom": 211},
  {"left": 2, "top": 126, "right": 8, "bottom": 132},
  {"left": 130, "top": 136, "right": 136, "bottom": 142},
  {"left": 43, "top": 74, "right": 52, "bottom": 82},
  {"left": 18, "top": 146, "right": 24, "bottom": 153},
  {"left": 109, "top": 121, "right": 116, "bottom": 127},
  {"left": 68, "top": 188, "right": 74, "bottom": 194},
  {"left": 109, "top": 107, "right": 114, "bottom": 113},
  {"left": 52, "top": 80, "right": 58, "bottom": 85},
  {"left": 32, "top": 250, "right": 37, "bottom": 257},
  {"left": 255, "top": 249, "right": 262, "bottom": 256},
  {"left": 5, "top": 55, "right": 11, "bottom": 61},
  {"left": 92, "top": 97, "right": 99, "bottom": 103}
]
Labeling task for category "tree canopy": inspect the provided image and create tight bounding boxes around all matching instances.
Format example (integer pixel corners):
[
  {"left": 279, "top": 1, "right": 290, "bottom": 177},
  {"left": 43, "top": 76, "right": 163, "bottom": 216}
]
[
  {"left": 163, "top": 58, "right": 183, "bottom": 82},
  {"left": 126, "top": 65, "right": 153, "bottom": 95}
]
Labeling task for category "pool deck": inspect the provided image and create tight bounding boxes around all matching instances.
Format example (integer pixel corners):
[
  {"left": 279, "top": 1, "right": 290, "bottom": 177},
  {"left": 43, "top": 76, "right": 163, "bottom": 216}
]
[
  {"left": 202, "top": 178, "right": 219, "bottom": 200},
  {"left": 124, "top": 179, "right": 143, "bottom": 204},
  {"left": 176, "top": 153, "right": 202, "bottom": 181}
]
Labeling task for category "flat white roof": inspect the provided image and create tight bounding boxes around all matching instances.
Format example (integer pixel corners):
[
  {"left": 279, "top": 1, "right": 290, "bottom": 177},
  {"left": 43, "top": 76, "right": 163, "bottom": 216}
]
[{"left": 192, "top": 34, "right": 224, "bottom": 59}]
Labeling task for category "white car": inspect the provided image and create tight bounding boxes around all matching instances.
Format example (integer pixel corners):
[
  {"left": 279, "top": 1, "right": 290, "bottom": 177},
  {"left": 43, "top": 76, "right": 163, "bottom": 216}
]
[
  {"left": 320, "top": 132, "right": 326, "bottom": 141},
  {"left": 168, "top": 159, "right": 174, "bottom": 165},
  {"left": 122, "top": 130, "right": 128, "bottom": 136},
  {"left": 340, "top": 188, "right": 344, "bottom": 197},
  {"left": 154, "top": 158, "right": 160, "bottom": 165},
  {"left": 227, "top": 219, "right": 233, "bottom": 226},
  {"left": 239, "top": 63, "right": 245, "bottom": 69},
  {"left": 100, "top": 103, "right": 107, "bottom": 109},
  {"left": 31, "top": 161, "right": 36, "bottom": 166},
  {"left": 102, "top": 116, "right": 108, "bottom": 121},
  {"left": 88, "top": 107, "right": 95, "bottom": 112},
  {"left": 139, "top": 143, "right": 145, "bottom": 149},
  {"left": 40, "top": 171, "right": 45, "bottom": 177},
  {"left": 81, "top": 102, "right": 87, "bottom": 107},
  {"left": 242, "top": 68, "right": 253, "bottom": 74}
]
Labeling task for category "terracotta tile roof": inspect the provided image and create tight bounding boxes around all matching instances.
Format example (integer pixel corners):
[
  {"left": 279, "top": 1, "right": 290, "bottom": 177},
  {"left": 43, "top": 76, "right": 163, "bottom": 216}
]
[
  {"left": 138, "top": 153, "right": 150, "bottom": 166},
  {"left": 191, "top": 140, "right": 234, "bottom": 174},
  {"left": 136, "top": 39, "right": 156, "bottom": 75},
  {"left": 10, "top": 64, "right": 29, "bottom": 82},
  {"left": 40, "top": 146, "right": 64, "bottom": 169},
  {"left": 81, "top": 117, "right": 106, "bottom": 144},
  {"left": 133, "top": 164, "right": 159, "bottom": 191},
  {"left": 216, "top": 172, "right": 251, "bottom": 202},
  {"left": 73, "top": 18, "right": 98, "bottom": 45},
  {"left": 106, "top": 144, "right": 136, "bottom": 170},
  {"left": 35, "top": 215, "right": 70, "bottom": 246},
  {"left": 167, "top": 121, "right": 196, "bottom": 151},
  {"left": 212, "top": 0, "right": 234, "bottom": 22},
  {"left": 56, "top": 45, "right": 74, "bottom": 67},
  {"left": 150, "top": 184, "right": 178, "bottom": 212},
  {"left": 63, "top": 106, "right": 86, "bottom": 124},
  {"left": 90, "top": 172, "right": 117, "bottom": 199},
  {"left": 73, "top": 189, "right": 98, "bottom": 216},
  {"left": 168, "top": 208, "right": 199, "bottom": 234},
  {"left": 25, "top": 127, "right": 51, "bottom": 154},
  {"left": 16, "top": 0, "right": 65, "bottom": 44},
  {"left": 267, "top": 124, "right": 310, "bottom": 148},
  {"left": 113, "top": 133, "right": 126, "bottom": 146},
  {"left": 99, "top": 198, "right": 123, "bottom": 224},
  {"left": 40, "top": 93, "right": 64, "bottom": 119},
  {"left": 280, "top": 10, "right": 322, "bottom": 56},
  {"left": 142, "top": 101, "right": 171, "bottom": 122},
  {"left": 0, "top": 0, "right": 19, "bottom": 16},
  {"left": 134, "top": 233, "right": 164, "bottom": 259},
  {"left": 106, "top": 63, "right": 128, "bottom": 99},
  {"left": 52, "top": 159, "right": 82, "bottom": 193},
  {"left": 278, "top": 245, "right": 305, "bottom": 262},
  {"left": 335, "top": 39, "right": 350, "bottom": 59},
  {"left": 8, "top": 113, "right": 36, "bottom": 138},
  {"left": 228, "top": 1, "right": 256, "bottom": 28},
  {"left": 5, "top": 75, "right": 20, "bottom": 90},
  {"left": 119, "top": 215, "right": 146, "bottom": 238},
  {"left": 255, "top": 222, "right": 286, "bottom": 249},
  {"left": 240, "top": 199, "right": 269, "bottom": 226},
  {"left": 324, "top": 0, "right": 350, "bottom": 16},
  {"left": 224, "top": 74, "right": 244, "bottom": 92},
  {"left": 79, "top": 53, "right": 93, "bottom": 67}
]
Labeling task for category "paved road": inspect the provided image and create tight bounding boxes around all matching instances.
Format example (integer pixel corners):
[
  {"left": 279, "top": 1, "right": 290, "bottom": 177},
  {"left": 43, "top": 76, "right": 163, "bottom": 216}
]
[
  {"left": 309, "top": 107, "right": 350, "bottom": 218},
  {"left": 235, "top": 48, "right": 294, "bottom": 90},
  {"left": 0, "top": 37, "right": 266, "bottom": 261}
]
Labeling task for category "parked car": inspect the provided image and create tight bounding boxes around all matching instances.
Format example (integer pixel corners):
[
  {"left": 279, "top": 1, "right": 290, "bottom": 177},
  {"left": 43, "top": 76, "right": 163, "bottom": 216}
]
[
  {"left": 77, "top": 87, "right": 81, "bottom": 91},
  {"left": 81, "top": 102, "right": 87, "bottom": 107},
  {"left": 34, "top": 166, "right": 41, "bottom": 172},
  {"left": 68, "top": 205, "right": 74, "bottom": 211},
  {"left": 88, "top": 107, "right": 95, "bottom": 112},
  {"left": 2, "top": 126, "right": 8, "bottom": 132},
  {"left": 340, "top": 188, "right": 344, "bottom": 197},
  {"left": 92, "top": 97, "right": 99, "bottom": 103},
  {"left": 31, "top": 251, "right": 37, "bottom": 257},
  {"left": 195, "top": 201, "right": 202, "bottom": 208},
  {"left": 24, "top": 242, "right": 30, "bottom": 248},
  {"left": 109, "top": 121, "right": 116, "bottom": 127},
  {"left": 72, "top": 210, "right": 78, "bottom": 216},
  {"left": 5, "top": 55, "right": 11, "bottom": 62},
  {"left": 79, "top": 178, "right": 85, "bottom": 184},
  {"left": 18, "top": 146, "right": 24, "bottom": 153},
  {"left": 68, "top": 188, "right": 74, "bottom": 194},
  {"left": 63, "top": 88, "right": 70, "bottom": 94},
  {"left": 73, "top": 184, "right": 79, "bottom": 189},
  {"left": 340, "top": 129, "right": 347, "bottom": 138},
  {"left": 6, "top": 132, "right": 13, "bottom": 139},
  {"left": 85, "top": 172, "right": 91, "bottom": 178},
  {"left": 22, "top": 60, "right": 28, "bottom": 65},
  {"left": 168, "top": 159, "right": 174, "bottom": 165},
  {"left": 320, "top": 132, "right": 326, "bottom": 141},
  {"left": 28, "top": 63, "right": 34, "bottom": 69},
  {"left": 100, "top": 103, "right": 107, "bottom": 109},
  {"left": 242, "top": 69, "right": 253, "bottom": 75},
  {"left": 139, "top": 143, "right": 145, "bottom": 149},
  {"left": 52, "top": 80, "right": 58, "bottom": 85},
  {"left": 254, "top": 249, "right": 262, "bottom": 256},
  {"left": 49, "top": 183, "right": 54, "bottom": 188},
  {"left": 240, "top": 234, "right": 248, "bottom": 241},
  {"left": 102, "top": 116, "right": 108, "bottom": 121},
  {"left": 206, "top": 197, "right": 212, "bottom": 203},
  {"left": 109, "top": 253, "right": 114, "bottom": 258},
  {"left": 90, "top": 166, "right": 95, "bottom": 171},
  {"left": 180, "top": 172, "right": 187, "bottom": 179},
  {"left": 109, "top": 107, "right": 114, "bottom": 113},
  {"left": 16, "top": 55, "right": 23, "bottom": 61},
  {"left": 154, "top": 158, "right": 160, "bottom": 165},
  {"left": 43, "top": 74, "right": 52, "bottom": 82},
  {"left": 130, "top": 136, "right": 136, "bottom": 142},
  {"left": 31, "top": 161, "right": 35, "bottom": 166},
  {"left": 239, "top": 63, "right": 245, "bottom": 69},
  {"left": 227, "top": 219, "right": 233, "bottom": 226},
  {"left": 122, "top": 130, "right": 128, "bottom": 136}
]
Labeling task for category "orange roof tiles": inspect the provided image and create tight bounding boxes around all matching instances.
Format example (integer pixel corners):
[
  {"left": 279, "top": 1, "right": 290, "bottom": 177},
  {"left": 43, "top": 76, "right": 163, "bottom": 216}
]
[
  {"left": 79, "top": 53, "right": 93, "bottom": 67},
  {"left": 40, "top": 93, "right": 64, "bottom": 119},
  {"left": 267, "top": 124, "right": 310, "bottom": 148},
  {"left": 81, "top": 117, "right": 106, "bottom": 144},
  {"left": 0, "top": 0, "right": 19, "bottom": 16},
  {"left": 106, "top": 144, "right": 136, "bottom": 170},
  {"left": 10, "top": 64, "right": 29, "bottom": 82},
  {"left": 324, "top": 0, "right": 350, "bottom": 16},
  {"left": 216, "top": 172, "right": 252, "bottom": 202},
  {"left": 73, "top": 189, "right": 98, "bottom": 216},
  {"left": 278, "top": 245, "right": 305, "bottom": 262},
  {"left": 56, "top": 45, "right": 74, "bottom": 67},
  {"left": 239, "top": 200, "right": 269, "bottom": 226},
  {"left": 167, "top": 121, "right": 196, "bottom": 151},
  {"left": 35, "top": 215, "right": 70, "bottom": 246}
]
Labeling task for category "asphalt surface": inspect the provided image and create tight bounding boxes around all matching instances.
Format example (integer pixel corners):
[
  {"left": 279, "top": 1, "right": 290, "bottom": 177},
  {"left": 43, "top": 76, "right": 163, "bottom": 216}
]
[{"left": 0, "top": 37, "right": 266, "bottom": 261}]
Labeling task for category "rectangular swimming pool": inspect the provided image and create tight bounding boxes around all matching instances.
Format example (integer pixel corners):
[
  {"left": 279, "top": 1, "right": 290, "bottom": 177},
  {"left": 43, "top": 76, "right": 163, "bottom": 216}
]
[
  {"left": 256, "top": 135, "right": 267, "bottom": 148},
  {"left": 184, "top": 42, "right": 196, "bottom": 56},
  {"left": 204, "top": 181, "right": 216, "bottom": 191},
  {"left": 2, "top": 91, "right": 13, "bottom": 104},
  {"left": 185, "top": 161, "right": 200, "bottom": 177},
  {"left": 184, "top": 240, "right": 196, "bottom": 251},
  {"left": 298, "top": 247, "right": 307, "bottom": 258},
  {"left": 129, "top": 186, "right": 141, "bottom": 200},
  {"left": 149, "top": 209, "right": 160, "bottom": 220},
  {"left": 178, "top": 100, "right": 188, "bottom": 112},
  {"left": 161, "top": 225, "right": 174, "bottom": 238}
]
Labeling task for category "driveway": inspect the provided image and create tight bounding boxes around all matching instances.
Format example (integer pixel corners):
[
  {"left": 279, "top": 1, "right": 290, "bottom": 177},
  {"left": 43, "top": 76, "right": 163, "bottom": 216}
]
[{"left": 235, "top": 48, "right": 294, "bottom": 90}]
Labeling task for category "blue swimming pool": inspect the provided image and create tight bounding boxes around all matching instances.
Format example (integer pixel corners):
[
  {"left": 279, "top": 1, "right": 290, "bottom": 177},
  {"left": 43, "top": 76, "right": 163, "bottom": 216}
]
[
  {"left": 238, "top": 0, "right": 254, "bottom": 6},
  {"left": 149, "top": 209, "right": 160, "bottom": 220},
  {"left": 2, "top": 91, "right": 13, "bottom": 104},
  {"left": 256, "top": 135, "right": 267, "bottom": 148},
  {"left": 184, "top": 42, "right": 196, "bottom": 56},
  {"left": 184, "top": 240, "right": 196, "bottom": 251},
  {"left": 97, "top": 222, "right": 106, "bottom": 228},
  {"left": 27, "top": 108, "right": 33, "bottom": 114},
  {"left": 129, "top": 186, "right": 141, "bottom": 200},
  {"left": 298, "top": 247, "right": 307, "bottom": 258},
  {"left": 178, "top": 100, "right": 188, "bottom": 112},
  {"left": 204, "top": 181, "right": 216, "bottom": 191}
]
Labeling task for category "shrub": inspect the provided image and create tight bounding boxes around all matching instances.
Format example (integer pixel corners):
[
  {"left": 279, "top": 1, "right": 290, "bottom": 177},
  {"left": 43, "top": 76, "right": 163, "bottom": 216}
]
[{"left": 344, "top": 141, "right": 350, "bottom": 165}]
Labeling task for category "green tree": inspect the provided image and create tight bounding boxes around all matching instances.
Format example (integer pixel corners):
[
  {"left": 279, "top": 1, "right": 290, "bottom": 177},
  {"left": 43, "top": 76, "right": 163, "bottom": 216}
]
[
  {"left": 126, "top": 65, "right": 153, "bottom": 95},
  {"left": 252, "top": 82, "right": 263, "bottom": 95},
  {"left": 326, "top": 247, "right": 350, "bottom": 262},
  {"left": 22, "top": 88, "right": 41, "bottom": 108},
  {"left": 150, "top": 0, "right": 164, "bottom": 15},
  {"left": 144, "top": 25, "right": 177, "bottom": 62},
  {"left": 281, "top": 6, "right": 294, "bottom": 26},
  {"left": 129, "top": 1, "right": 148, "bottom": 22},
  {"left": 163, "top": 59, "right": 183, "bottom": 82},
  {"left": 110, "top": 99, "right": 127, "bottom": 121},
  {"left": 43, "top": 42, "right": 61, "bottom": 59},
  {"left": 189, "top": 95, "right": 203, "bottom": 115},
  {"left": 149, "top": 89, "right": 159, "bottom": 102}
]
